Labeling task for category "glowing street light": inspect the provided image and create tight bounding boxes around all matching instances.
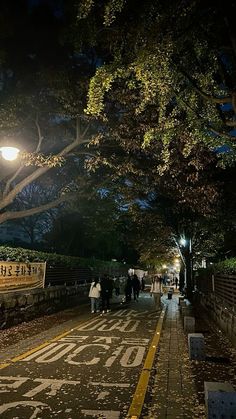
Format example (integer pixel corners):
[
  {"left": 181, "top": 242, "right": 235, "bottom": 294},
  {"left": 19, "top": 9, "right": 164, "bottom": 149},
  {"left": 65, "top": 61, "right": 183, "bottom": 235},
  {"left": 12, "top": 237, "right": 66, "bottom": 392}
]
[
  {"left": 179, "top": 237, "right": 187, "bottom": 247},
  {"left": 0, "top": 146, "right": 20, "bottom": 161}
]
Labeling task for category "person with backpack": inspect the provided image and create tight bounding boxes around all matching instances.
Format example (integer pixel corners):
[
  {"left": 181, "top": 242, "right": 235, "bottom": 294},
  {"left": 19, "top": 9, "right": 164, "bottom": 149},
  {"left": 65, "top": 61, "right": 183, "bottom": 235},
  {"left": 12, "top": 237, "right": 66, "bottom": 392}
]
[{"left": 88, "top": 277, "right": 101, "bottom": 313}]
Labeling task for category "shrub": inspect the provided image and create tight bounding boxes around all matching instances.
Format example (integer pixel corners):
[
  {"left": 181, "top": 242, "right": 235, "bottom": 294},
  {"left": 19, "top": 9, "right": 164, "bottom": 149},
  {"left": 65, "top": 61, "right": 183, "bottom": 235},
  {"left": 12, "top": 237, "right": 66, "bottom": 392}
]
[
  {"left": 0, "top": 245, "right": 128, "bottom": 272},
  {"left": 212, "top": 258, "right": 236, "bottom": 275}
]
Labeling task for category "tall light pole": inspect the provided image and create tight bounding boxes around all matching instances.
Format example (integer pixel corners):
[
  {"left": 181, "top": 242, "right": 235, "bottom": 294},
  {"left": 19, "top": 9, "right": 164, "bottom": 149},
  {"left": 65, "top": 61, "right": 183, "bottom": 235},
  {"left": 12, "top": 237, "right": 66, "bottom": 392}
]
[
  {"left": 174, "top": 238, "right": 187, "bottom": 291},
  {"left": 174, "top": 235, "right": 193, "bottom": 298},
  {"left": 179, "top": 236, "right": 193, "bottom": 299}
]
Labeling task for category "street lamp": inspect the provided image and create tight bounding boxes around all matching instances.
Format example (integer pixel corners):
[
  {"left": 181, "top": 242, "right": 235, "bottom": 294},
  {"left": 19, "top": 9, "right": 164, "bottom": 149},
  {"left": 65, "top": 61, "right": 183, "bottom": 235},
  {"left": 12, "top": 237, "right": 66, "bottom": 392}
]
[
  {"left": 179, "top": 237, "right": 187, "bottom": 247},
  {"left": 178, "top": 236, "right": 193, "bottom": 299},
  {"left": 0, "top": 146, "right": 20, "bottom": 161}
]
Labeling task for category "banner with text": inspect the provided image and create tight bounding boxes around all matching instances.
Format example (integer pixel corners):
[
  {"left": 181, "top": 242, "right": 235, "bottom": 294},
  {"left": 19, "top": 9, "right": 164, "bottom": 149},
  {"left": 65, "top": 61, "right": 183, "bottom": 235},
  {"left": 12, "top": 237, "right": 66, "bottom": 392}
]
[{"left": 0, "top": 261, "right": 46, "bottom": 292}]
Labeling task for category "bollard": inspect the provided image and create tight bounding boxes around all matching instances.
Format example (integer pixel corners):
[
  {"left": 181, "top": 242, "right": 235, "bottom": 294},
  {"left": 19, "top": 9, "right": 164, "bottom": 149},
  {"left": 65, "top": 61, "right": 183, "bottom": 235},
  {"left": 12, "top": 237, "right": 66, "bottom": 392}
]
[
  {"left": 179, "top": 300, "right": 187, "bottom": 312},
  {"left": 178, "top": 295, "right": 185, "bottom": 305},
  {"left": 167, "top": 287, "right": 174, "bottom": 300},
  {"left": 188, "top": 333, "right": 205, "bottom": 360},
  {"left": 204, "top": 381, "right": 236, "bottom": 419},
  {"left": 184, "top": 316, "right": 195, "bottom": 333},
  {"left": 181, "top": 306, "right": 193, "bottom": 318}
]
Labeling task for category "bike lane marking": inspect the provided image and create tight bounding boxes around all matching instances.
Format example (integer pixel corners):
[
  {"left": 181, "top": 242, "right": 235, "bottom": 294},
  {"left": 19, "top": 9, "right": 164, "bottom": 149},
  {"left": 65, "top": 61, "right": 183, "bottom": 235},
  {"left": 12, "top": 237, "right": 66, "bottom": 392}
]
[
  {"left": 0, "top": 316, "right": 94, "bottom": 369},
  {"left": 0, "top": 308, "right": 162, "bottom": 417}
]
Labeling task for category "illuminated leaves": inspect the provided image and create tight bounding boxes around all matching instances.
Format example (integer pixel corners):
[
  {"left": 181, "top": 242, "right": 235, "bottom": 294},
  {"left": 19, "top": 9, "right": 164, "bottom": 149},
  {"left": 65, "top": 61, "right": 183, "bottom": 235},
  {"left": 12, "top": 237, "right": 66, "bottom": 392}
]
[
  {"left": 77, "top": 0, "right": 95, "bottom": 19},
  {"left": 86, "top": 64, "right": 128, "bottom": 117},
  {"left": 21, "top": 152, "right": 65, "bottom": 168},
  {"left": 103, "top": 0, "right": 126, "bottom": 26}
]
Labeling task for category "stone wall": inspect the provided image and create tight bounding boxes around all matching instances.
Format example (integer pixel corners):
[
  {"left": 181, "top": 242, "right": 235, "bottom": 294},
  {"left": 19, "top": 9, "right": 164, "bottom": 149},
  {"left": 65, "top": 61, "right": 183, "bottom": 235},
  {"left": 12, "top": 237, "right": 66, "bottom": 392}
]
[
  {"left": 0, "top": 284, "right": 90, "bottom": 329},
  {"left": 195, "top": 291, "right": 236, "bottom": 347}
]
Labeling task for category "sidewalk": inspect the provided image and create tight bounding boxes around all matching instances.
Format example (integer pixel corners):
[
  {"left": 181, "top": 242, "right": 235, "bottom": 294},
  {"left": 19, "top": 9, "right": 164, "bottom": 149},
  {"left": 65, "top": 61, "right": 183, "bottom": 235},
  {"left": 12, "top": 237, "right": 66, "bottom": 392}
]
[{"left": 144, "top": 293, "right": 236, "bottom": 419}]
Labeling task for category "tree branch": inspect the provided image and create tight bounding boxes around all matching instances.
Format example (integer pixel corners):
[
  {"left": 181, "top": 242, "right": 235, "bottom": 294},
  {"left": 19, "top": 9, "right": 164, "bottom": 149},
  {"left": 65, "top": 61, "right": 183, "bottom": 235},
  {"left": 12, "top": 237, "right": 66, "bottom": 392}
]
[
  {"left": 210, "top": 127, "right": 235, "bottom": 140},
  {"left": 67, "top": 150, "right": 96, "bottom": 157},
  {"left": 35, "top": 113, "right": 44, "bottom": 153},
  {"left": 177, "top": 65, "right": 232, "bottom": 104},
  {"left": 0, "top": 193, "right": 76, "bottom": 224},
  {"left": 81, "top": 121, "right": 91, "bottom": 140},
  {"left": 174, "top": 88, "right": 235, "bottom": 140},
  {"left": 0, "top": 138, "right": 80, "bottom": 211},
  {"left": 3, "top": 166, "right": 24, "bottom": 198},
  {"left": 225, "top": 120, "right": 236, "bottom": 127},
  {"left": 76, "top": 116, "right": 81, "bottom": 140}
]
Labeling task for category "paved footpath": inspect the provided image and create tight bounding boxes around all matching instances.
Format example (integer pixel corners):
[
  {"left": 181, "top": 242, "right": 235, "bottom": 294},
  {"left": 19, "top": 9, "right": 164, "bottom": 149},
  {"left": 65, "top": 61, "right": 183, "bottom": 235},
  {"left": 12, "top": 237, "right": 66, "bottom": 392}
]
[{"left": 144, "top": 293, "right": 236, "bottom": 419}]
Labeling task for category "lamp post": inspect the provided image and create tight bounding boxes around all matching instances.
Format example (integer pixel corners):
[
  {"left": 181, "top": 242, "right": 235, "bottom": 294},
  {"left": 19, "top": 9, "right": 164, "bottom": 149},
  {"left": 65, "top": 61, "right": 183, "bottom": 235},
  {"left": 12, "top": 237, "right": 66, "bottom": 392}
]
[
  {"left": 179, "top": 236, "right": 193, "bottom": 299},
  {"left": 174, "top": 239, "right": 187, "bottom": 291},
  {"left": 174, "top": 235, "right": 193, "bottom": 298}
]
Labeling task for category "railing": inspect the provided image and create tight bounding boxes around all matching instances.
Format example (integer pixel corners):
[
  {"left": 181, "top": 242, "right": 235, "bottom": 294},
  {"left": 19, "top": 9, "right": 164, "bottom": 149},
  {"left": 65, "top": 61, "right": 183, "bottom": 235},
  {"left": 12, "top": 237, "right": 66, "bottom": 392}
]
[
  {"left": 196, "top": 273, "right": 236, "bottom": 310},
  {"left": 44, "top": 264, "right": 128, "bottom": 287},
  {"left": 214, "top": 275, "right": 236, "bottom": 309},
  {"left": 45, "top": 266, "right": 92, "bottom": 287}
]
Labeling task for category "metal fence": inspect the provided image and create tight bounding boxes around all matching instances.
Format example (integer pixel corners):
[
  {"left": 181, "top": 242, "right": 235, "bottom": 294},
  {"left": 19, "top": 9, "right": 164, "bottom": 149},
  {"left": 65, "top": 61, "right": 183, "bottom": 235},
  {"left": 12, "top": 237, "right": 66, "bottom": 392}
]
[
  {"left": 196, "top": 273, "right": 236, "bottom": 310},
  {"left": 45, "top": 266, "right": 92, "bottom": 287},
  {"left": 45, "top": 264, "right": 128, "bottom": 287},
  {"left": 214, "top": 275, "right": 236, "bottom": 309}
]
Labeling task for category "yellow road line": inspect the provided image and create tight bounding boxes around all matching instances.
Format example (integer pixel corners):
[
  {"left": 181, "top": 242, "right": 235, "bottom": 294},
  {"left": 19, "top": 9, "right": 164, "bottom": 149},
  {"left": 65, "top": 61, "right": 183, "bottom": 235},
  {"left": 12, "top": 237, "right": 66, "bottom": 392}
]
[
  {"left": 127, "top": 306, "right": 166, "bottom": 419},
  {"left": 0, "top": 363, "right": 11, "bottom": 370},
  {"left": 0, "top": 316, "right": 94, "bottom": 368}
]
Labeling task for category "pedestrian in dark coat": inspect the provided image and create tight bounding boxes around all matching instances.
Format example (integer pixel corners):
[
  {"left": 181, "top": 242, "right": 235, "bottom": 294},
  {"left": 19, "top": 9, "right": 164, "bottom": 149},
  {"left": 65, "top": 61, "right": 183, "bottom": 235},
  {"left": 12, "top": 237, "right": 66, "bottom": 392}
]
[
  {"left": 125, "top": 275, "right": 132, "bottom": 302},
  {"left": 141, "top": 276, "right": 146, "bottom": 291},
  {"left": 114, "top": 277, "right": 120, "bottom": 296},
  {"left": 132, "top": 274, "right": 141, "bottom": 300},
  {"left": 100, "top": 275, "right": 113, "bottom": 313}
]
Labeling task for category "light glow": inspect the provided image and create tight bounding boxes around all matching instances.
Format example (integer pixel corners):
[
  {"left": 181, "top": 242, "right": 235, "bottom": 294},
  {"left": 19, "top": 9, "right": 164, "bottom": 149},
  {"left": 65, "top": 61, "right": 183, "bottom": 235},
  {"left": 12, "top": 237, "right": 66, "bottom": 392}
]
[
  {"left": 0, "top": 146, "right": 20, "bottom": 161},
  {"left": 180, "top": 238, "right": 187, "bottom": 246}
]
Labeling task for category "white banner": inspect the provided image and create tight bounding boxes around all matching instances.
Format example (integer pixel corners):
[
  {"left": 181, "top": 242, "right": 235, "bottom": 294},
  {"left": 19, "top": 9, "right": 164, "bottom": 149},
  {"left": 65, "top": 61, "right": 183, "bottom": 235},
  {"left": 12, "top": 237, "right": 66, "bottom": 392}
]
[{"left": 0, "top": 261, "right": 46, "bottom": 292}]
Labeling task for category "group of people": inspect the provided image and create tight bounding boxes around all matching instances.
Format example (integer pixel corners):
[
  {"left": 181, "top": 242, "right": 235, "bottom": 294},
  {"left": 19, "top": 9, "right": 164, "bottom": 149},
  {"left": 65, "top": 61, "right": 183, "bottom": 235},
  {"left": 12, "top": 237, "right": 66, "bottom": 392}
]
[
  {"left": 88, "top": 273, "right": 145, "bottom": 313},
  {"left": 124, "top": 274, "right": 141, "bottom": 302},
  {"left": 88, "top": 273, "right": 167, "bottom": 314},
  {"left": 88, "top": 274, "right": 113, "bottom": 314}
]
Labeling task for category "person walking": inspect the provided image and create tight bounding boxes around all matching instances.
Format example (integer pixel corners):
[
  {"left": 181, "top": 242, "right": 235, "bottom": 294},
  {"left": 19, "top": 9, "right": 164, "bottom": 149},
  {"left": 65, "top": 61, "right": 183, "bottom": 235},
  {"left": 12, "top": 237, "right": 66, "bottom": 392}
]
[
  {"left": 141, "top": 276, "right": 146, "bottom": 291},
  {"left": 114, "top": 277, "right": 120, "bottom": 296},
  {"left": 150, "top": 275, "right": 162, "bottom": 308},
  {"left": 125, "top": 275, "right": 132, "bottom": 302},
  {"left": 100, "top": 274, "right": 113, "bottom": 313},
  {"left": 88, "top": 277, "right": 101, "bottom": 313},
  {"left": 132, "top": 274, "right": 141, "bottom": 300}
]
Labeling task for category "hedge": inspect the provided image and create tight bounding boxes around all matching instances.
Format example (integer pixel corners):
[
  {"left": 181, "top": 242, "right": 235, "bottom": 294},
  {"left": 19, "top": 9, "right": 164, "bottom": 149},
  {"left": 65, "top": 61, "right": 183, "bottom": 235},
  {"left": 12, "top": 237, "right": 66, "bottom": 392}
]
[
  {"left": 212, "top": 258, "right": 236, "bottom": 275},
  {"left": 197, "top": 258, "right": 236, "bottom": 277},
  {"left": 0, "top": 245, "right": 128, "bottom": 272}
]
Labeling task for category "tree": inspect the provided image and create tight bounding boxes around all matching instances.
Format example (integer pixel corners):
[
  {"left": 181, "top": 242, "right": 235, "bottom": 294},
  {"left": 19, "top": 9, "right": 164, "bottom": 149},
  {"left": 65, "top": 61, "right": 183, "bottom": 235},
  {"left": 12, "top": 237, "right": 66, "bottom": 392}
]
[
  {"left": 80, "top": 0, "right": 236, "bottom": 146},
  {"left": 10, "top": 182, "right": 62, "bottom": 245},
  {"left": 44, "top": 192, "right": 139, "bottom": 263},
  {"left": 64, "top": 1, "right": 236, "bottom": 267},
  {"left": 0, "top": 0, "right": 100, "bottom": 224}
]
